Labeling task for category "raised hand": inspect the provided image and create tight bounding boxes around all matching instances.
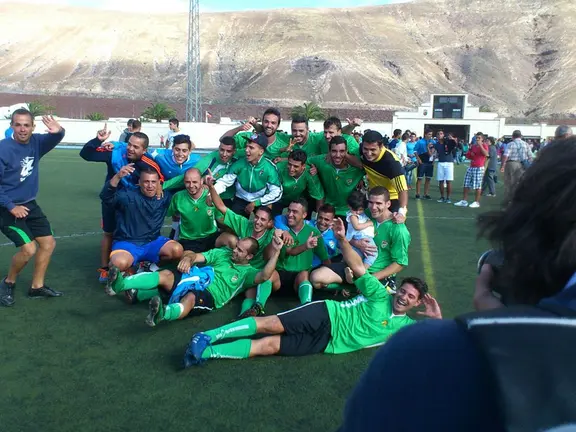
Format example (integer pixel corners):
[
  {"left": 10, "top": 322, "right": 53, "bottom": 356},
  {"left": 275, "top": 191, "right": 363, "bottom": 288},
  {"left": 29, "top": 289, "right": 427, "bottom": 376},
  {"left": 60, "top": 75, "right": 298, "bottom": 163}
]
[
  {"left": 241, "top": 122, "right": 253, "bottom": 132},
  {"left": 271, "top": 233, "right": 284, "bottom": 251},
  {"left": 204, "top": 168, "right": 215, "bottom": 187},
  {"left": 101, "top": 142, "right": 115, "bottom": 151},
  {"left": 286, "top": 138, "right": 295, "bottom": 151},
  {"left": 42, "top": 115, "right": 62, "bottom": 134},
  {"left": 117, "top": 163, "right": 135, "bottom": 178},
  {"left": 332, "top": 218, "right": 346, "bottom": 240},
  {"left": 247, "top": 116, "right": 257, "bottom": 126},
  {"left": 417, "top": 294, "right": 442, "bottom": 319},
  {"left": 346, "top": 117, "right": 363, "bottom": 127},
  {"left": 97, "top": 123, "right": 112, "bottom": 142},
  {"left": 276, "top": 230, "right": 294, "bottom": 247},
  {"left": 306, "top": 232, "right": 319, "bottom": 249}
]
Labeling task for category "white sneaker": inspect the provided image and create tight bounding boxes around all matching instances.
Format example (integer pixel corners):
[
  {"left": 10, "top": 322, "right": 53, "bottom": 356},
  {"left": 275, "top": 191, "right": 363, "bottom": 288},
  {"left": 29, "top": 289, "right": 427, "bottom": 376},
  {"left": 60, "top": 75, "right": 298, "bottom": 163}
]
[
  {"left": 469, "top": 201, "right": 480, "bottom": 208},
  {"left": 454, "top": 200, "right": 468, "bottom": 207}
]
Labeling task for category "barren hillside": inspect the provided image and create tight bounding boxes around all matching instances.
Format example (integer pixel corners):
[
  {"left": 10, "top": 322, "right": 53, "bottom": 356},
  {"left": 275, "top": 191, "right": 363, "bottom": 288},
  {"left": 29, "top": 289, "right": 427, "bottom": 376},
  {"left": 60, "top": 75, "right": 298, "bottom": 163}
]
[{"left": 0, "top": 0, "right": 574, "bottom": 116}]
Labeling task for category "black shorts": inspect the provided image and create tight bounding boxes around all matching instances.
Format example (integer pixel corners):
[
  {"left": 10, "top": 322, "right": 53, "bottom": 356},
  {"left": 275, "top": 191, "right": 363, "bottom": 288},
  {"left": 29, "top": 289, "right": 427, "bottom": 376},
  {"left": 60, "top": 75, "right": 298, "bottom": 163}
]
[
  {"left": 278, "top": 270, "right": 301, "bottom": 293},
  {"left": 101, "top": 202, "right": 116, "bottom": 233},
  {"left": 319, "top": 262, "right": 397, "bottom": 290},
  {"left": 389, "top": 199, "right": 400, "bottom": 213},
  {"left": 277, "top": 301, "right": 332, "bottom": 356},
  {"left": 171, "top": 272, "right": 215, "bottom": 316},
  {"left": 417, "top": 163, "right": 434, "bottom": 179},
  {"left": 230, "top": 198, "right": 251, "bottom": 219},
  {"left": 0, "top": 200, "right": 52, "bottom": 247},
  {"left": 179, "top": 232, "right": 219, "bottom": 252}
]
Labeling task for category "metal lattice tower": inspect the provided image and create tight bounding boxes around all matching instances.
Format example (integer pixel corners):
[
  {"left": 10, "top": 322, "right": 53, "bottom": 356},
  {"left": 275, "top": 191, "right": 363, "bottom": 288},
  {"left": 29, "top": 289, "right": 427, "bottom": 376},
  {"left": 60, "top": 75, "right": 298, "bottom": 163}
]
[{"left": 185, "top": 0, "right": 201, "bottom": 122}]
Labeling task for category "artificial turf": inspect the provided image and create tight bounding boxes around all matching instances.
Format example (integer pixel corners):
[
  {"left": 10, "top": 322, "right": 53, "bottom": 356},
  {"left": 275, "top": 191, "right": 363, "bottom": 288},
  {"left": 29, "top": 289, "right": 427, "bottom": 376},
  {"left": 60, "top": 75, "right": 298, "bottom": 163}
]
[{"left": 0, "top": 150, "right": 500, "bottom": 432}]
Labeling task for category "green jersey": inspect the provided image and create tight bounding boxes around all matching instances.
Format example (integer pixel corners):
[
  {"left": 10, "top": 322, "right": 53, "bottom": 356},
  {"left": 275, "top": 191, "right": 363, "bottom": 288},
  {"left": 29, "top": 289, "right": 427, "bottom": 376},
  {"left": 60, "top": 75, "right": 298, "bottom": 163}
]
[
  {"left": 194, "top": 151, "right": 238, "bottom": 200},
  {"left": 324, "top": 273, "right": 415, "bottom": 354},
  {"left": 277, "top": 161, "right": 325, "bottom": 204},
  {"left": 167, "top": 189, "right": 217, "bottom": 240},
  {"left": 277, "top": 223, "right": 329, "bottom": 272},
  {"left": 203, "top": 248, "right": 259, "bottom": 308},
  {"left": 215, "top": 156, "right": 283, "bottom": 206},
  {"left": 308, "top": 155, "right": 364, "bottom": 216},
  {"left": 308, "top": 132, "right": 360, "bottom": 157},
  {"left": 368, "top": 218, "right": 411, "bottom": 275},
  {"left": 266, "top": 133, "right": 323, "bottom": 158},
  {"left": 223, "top": 210, "right": 273, "bottom": 269},
  {"left": 234, "top": 131, "right": 289, "bottom": 155}
]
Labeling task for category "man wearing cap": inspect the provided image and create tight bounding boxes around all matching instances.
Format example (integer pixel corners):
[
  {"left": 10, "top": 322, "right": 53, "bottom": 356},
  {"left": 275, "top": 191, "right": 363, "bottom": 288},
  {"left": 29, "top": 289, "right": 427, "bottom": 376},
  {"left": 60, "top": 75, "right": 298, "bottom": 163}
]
[
  {"left": 500, "top": 130, "right": 533, "bottom": 202},
  {"left": 346, "top": 130, "right": 408, "bottom": 223},
  {"left": 214, "top": 133, "right": 283, "bottom": 217}
]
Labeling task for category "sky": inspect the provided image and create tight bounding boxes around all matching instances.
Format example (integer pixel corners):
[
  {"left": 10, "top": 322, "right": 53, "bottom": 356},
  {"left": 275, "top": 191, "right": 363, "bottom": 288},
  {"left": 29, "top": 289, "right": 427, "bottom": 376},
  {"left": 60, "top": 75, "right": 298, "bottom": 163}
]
[{"left": 3, "top": 0, "right": 408, "bottom": 13}]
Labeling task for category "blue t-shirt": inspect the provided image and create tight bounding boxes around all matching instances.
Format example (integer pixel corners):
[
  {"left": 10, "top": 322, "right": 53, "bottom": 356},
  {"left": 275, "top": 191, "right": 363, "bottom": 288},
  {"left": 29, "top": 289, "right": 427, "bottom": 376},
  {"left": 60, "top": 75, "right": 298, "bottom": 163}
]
[
  {"left": 415, "top": 139, "right": 434, "bottom": 163},
  {"left": 406, "top": 141, "right": 417, "bottom": 162},
  {"left": 150, "top": 148, "right": 202, "bottom": 180},
  {"left": 4, "top": 127, "right": 13, "bottom": 139},
  {"left": 0, "top": 130, "right": 65, "bottom": 210}
]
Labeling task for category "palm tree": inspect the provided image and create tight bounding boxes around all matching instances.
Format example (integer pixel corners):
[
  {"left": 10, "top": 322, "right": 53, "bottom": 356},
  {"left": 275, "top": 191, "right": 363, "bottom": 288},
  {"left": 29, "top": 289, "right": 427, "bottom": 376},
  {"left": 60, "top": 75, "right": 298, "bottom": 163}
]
[
  {"left": 141, "top": 103, "right": 177, "bottom": 123},
  {"left": 27, "top": 100, "right": 55, "bottom": 117},
  {"left": 85, "top": 112, "right": 107, "bottom": 121},
  {"left": 291, "top": 102, "right": 326, "bottom": 121}
]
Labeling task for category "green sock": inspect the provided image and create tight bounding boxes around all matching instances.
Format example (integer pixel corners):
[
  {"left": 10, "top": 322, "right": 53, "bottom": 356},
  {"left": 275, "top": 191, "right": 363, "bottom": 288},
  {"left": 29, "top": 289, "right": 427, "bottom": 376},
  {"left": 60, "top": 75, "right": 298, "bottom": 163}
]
[
  {"left": 201, "top": 339, "right": 251, "bottom": 360},
  {"left": 163, "top": 303, "right": 184, "bottom": 321},
  {"left": 255, "top": 280, "right": 272, "bottom": 306},
  {"left": 298, "top": 281, "right": 313, "bottom": 304},
  {"left": 118, "top": 271, "right": 160, "bottom": 291},
  {"left": 204, "top": 317, "right": 257, "bottom": 342},
  {"left": 136, "top": 288, "right": 160, "bottom": 302},
  {"left": 326, "top": 282, "right": 345, "bottom": 290},
  {"left": 240, "top": 298, "right": 255, "bottom": 314}
]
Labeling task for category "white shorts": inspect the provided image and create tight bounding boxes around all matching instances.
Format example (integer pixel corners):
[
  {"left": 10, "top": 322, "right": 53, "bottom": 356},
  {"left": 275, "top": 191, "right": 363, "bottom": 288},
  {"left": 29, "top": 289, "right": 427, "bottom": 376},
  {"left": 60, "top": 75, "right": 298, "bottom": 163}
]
[{"left": 437, "top": 162, "right": 454, "bottom": 182}]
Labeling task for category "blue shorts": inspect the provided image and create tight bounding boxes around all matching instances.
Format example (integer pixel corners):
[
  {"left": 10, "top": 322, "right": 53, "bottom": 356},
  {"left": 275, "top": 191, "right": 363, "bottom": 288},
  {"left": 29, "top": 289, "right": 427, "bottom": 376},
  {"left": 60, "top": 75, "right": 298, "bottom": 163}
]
[
  {"left": 101, "top": 203, "right": 116, "bottom": 233},
  {"left": 111, "top": 236, "right": 171, "bottom": 264}
]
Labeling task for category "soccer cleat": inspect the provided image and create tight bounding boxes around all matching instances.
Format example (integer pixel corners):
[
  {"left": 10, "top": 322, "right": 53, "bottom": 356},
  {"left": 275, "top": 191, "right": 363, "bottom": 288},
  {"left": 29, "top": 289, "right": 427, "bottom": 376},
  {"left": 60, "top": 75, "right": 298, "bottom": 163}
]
[
  {"left": 469, "top": 201, "right": 480, "bottom": 208},
  {"left": 105, "top": 265, "right": 120, "bottom": 296},
  {"left": 98, "top": 267, "right": 108, "bottom": 284},
  {"left": 477, "top": 250, "right": 494, "bottom": 274},
  {"left": 236, "top": 302, "right": 265, "bottom": 320},
  {"left": 437, "top": 198, "right": 446, "bottom": 203},
  {"left": 124, "top": 289, "right": 138, "bottom": 305},
  {"left": 454, "top": 200, "right": 468, "bottom": 207},
  {"left": 183, "top": 333, "right": 212, "bottom": 368},
  {"left": 0, "top": 278, "right": 15, "bottom": 307},
  {"left": 28, "top": 286, "right": 63, "bottom": 298},
  {"left": 145, "top": 296, "right": 164, "bottom": 327}
]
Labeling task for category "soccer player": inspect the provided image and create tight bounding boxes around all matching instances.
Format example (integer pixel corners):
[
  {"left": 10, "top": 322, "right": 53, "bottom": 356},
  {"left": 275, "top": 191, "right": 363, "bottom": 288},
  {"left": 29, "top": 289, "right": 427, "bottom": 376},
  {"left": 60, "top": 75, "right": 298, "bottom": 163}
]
[
  {"left": 273, "top": 149, "right": 324, "bottom": 216},
  {"left": 149, "top": 134, "right": 201, "bottom": 180},
  {"left": 265, "top": 116, "right": 320, "bottom": 160},
  {"left": 181, "top": 218, "right": 441, "bottom": 367},
  {"left": 314, "top": 117, "right": 360, "bottom": 156},
  {"left": 307, "top": 136, "right": 364, "bottom": 221},
  {"left": 0, "top": 111, "right": 65, "bottom": 306},
  {"left": 107, "top": 234, "right": 285, "bottom": 326},
  {"left": 168, "top": 168, "right": 219, "bottom": 252},
  {"left": 310, "top": 187, "right": 410, "bottom": 290},
  {"left": 101, "top": 165, "right": 183, "bottom": 298},
  {"left": 220, "top": 108, "right": 288, "bottom": 151},
  {"left": 346, "top": 130, "right": 408, "bottom": 221},
  {"left": 214, "top": 133, "right": 282, "bottom": 217},
  {"left": 80, "top": 123, "right": 163, "bottom": 283}
]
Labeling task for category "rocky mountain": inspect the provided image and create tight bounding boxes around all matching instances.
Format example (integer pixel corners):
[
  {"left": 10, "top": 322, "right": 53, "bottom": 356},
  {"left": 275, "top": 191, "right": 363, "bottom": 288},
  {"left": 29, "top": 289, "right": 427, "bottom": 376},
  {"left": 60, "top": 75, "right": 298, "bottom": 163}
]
[{"left": 0, "top": 0, "right": 574, "bottom": 116}]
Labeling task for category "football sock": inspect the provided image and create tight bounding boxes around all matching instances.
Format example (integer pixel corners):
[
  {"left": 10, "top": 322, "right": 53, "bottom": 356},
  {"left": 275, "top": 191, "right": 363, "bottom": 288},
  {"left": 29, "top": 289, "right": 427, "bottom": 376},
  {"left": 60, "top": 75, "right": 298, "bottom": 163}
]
[
  {"left": 118, "top": 271, "right": 160, "bottom": 291},
  {"left": 204, "top": 317, "right": 257, "bottom": 342},
  {"left": 201, "top": 339, "right": 251, "bottom": 360},
  {"left": 325, "top": 282, "right": 343, "bottom": 290},
  {"left": 255, "top": 280, "right": 272, "bottom": 306},
  {"left": 163, "top": 303, "right": 184, "bottom": 321},
  {"left": 298, "top": 281, "right": 313, "bottom": 304},
  {"left": 136, "top": 288, "right": 159, "bottom": 302},
  {"left": 240, "top": 298, "right": 255, "bottom": 314}
]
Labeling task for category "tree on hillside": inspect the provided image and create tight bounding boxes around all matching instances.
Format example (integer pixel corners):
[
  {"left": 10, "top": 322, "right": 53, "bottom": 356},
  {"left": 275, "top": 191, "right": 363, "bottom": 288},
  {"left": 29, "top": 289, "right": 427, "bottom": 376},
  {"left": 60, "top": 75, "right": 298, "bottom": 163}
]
[
  {"left": 85, "top": 112, "right": 108, "bottom": 121},
  {"left": 141, "top": 103, "right": 177, "bottom": 123},
  {"left": 291, "top": 102, "right": 326, "bottom": 121},
  {"left": 27, "top": 100, "right": 55, "bottom": 117}
]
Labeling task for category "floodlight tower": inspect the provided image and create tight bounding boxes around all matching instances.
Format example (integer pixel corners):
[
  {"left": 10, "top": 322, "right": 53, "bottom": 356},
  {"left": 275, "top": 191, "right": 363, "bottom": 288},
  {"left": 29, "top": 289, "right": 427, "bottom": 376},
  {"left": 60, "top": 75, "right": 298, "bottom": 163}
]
[{"left": 186, "top": 0, "right": 201, "bottom": 122}]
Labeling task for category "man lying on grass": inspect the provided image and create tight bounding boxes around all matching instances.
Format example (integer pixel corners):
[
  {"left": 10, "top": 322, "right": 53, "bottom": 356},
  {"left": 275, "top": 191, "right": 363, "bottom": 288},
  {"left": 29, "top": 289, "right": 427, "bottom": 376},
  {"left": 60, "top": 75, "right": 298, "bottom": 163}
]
[
  {"left": 182, "top": 218, "right": 442, "bottom": 367},
  {"left": 106, "top": 233, "right": 285, "bottom": 325}
]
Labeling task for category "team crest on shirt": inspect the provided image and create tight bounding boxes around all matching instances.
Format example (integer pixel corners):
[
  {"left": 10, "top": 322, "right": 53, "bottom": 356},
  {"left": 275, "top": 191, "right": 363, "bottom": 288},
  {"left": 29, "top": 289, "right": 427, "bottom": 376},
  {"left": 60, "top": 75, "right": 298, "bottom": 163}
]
[
  {"left": 381, "top": 320, "right": 389, "bottom": 326},
  {"left": 381, "top": 241, "right": 388, "bottom": 248},
  {"left": 207, "top": 209, "right": 213, "bottom": 216},
  {"left": 346, "top": 178, "right": 352, "bottom": 185},
  {"left": 231, "top": 274, "right": 239, "bottom": 283},
  {"left": 259, "top": 170, "right": 264, "bottom": 176},
  {"left": 328, "top": 240, "right": 335, "bottom": 249}
]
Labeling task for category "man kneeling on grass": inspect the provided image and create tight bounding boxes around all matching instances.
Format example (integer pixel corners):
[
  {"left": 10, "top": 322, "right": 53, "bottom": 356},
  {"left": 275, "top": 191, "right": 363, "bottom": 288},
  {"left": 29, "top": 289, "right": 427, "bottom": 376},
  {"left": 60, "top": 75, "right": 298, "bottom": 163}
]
[
  {"left": 182, "top": 218, "right": 442, "bottom": 367},
  {"left": 106, "top": 233, "right": 285, "bottom": 325}
]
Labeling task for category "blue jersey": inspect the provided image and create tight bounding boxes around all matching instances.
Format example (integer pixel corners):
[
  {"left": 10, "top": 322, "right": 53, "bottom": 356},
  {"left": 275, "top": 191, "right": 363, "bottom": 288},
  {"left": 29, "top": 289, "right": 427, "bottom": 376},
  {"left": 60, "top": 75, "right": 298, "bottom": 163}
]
[
  {"left": 274, "top": 215, "right": 340, "bottom": 268},
  {"left": 150, "top": 148, "right": 202, "bottom": 180}
]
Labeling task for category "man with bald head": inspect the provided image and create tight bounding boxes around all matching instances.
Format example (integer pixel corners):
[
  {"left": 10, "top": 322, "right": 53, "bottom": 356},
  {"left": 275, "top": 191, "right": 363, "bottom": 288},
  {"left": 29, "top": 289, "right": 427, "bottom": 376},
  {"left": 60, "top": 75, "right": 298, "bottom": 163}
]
[
  {"left": 555, "top": 125, "right": 573, "bottom": 140},
  {"left": 168, "top": 168, "right": 219, "bottom": 253}
]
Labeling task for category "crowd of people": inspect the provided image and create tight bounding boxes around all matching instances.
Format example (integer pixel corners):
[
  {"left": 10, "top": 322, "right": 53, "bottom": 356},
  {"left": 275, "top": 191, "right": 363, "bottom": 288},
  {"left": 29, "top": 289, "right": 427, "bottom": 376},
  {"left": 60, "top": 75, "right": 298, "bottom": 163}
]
[{"left": 0, "top": 108, "right": 573, "bottom": 371}]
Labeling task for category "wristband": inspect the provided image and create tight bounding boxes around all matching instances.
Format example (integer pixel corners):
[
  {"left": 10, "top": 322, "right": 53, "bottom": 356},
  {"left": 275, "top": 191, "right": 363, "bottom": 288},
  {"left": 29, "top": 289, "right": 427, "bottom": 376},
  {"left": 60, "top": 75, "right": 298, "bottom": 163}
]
[{"left": 398, "top": 207, "right": 407, "bottom": 216}]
